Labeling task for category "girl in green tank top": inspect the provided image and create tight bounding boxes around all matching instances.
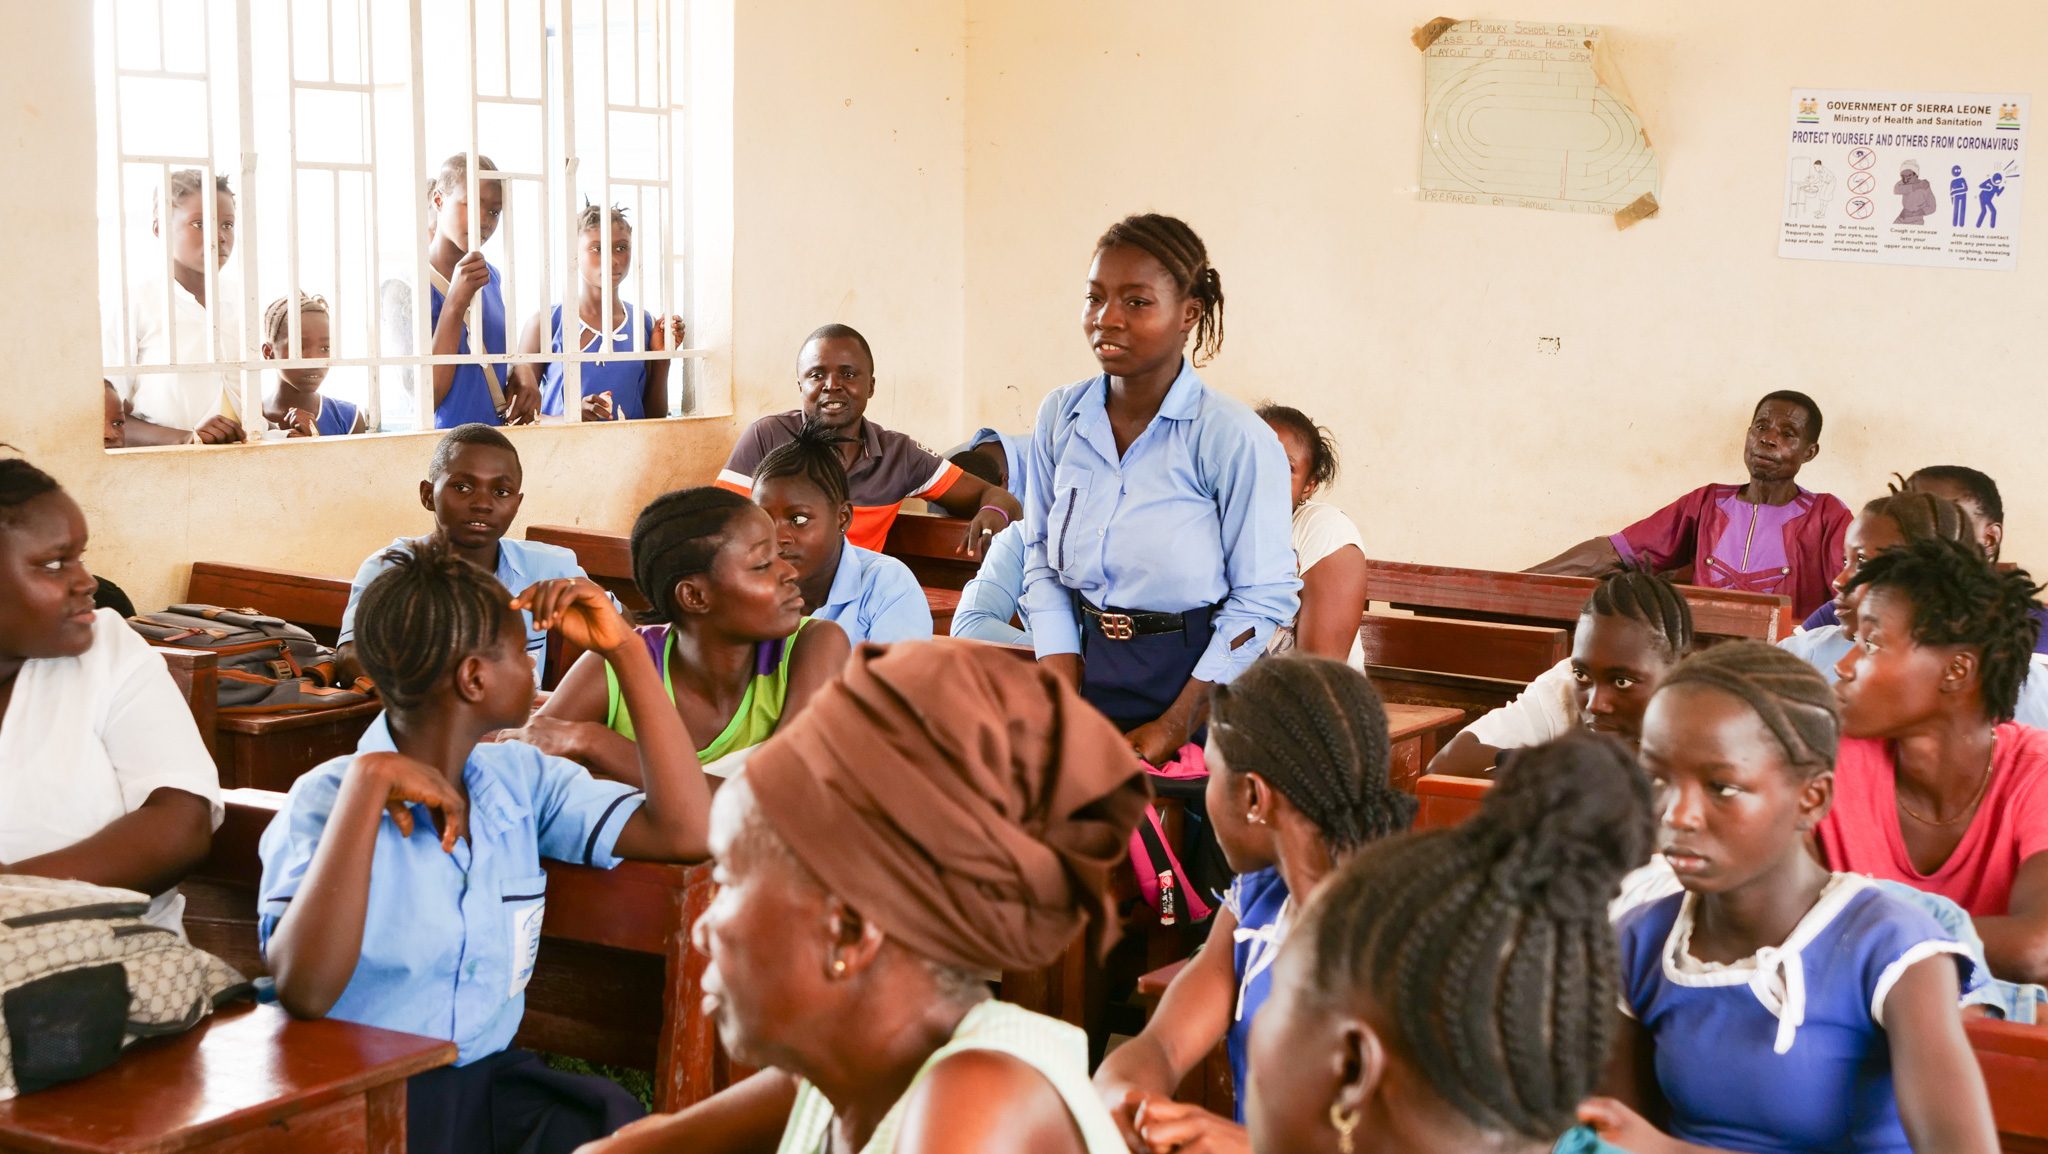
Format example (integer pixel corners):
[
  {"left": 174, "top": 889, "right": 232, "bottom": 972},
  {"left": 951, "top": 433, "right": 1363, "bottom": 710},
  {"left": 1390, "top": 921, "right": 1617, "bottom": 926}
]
[{"left": 511, "top": 488, "right": 848, "bottom": 786}]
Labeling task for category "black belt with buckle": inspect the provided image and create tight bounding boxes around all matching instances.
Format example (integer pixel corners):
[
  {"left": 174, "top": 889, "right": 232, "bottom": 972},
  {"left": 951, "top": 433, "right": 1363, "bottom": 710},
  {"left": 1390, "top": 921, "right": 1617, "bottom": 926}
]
[{"left": 1080, "top": 600, "right": 1194, "bottom": 641}]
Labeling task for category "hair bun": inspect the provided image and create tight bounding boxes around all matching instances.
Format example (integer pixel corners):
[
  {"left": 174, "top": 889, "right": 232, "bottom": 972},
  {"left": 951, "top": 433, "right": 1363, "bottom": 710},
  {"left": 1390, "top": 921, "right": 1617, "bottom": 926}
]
[{"left": 1472, "top": 732, "right": 1654, "bottom": 920}]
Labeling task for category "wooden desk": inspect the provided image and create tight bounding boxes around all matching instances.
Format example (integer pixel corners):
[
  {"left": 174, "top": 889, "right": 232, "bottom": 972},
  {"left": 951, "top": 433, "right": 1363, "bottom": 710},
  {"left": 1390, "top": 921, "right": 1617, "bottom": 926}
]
[
  {"left": 880, "top": 513, "right": 979, "bottom": 592},
  {"left": 212, "top": 702, "right": 383, "bottom": 791},
  {"left": 183, "top": 790, "right": 727, "bottom": 1114},
  {"left": 1384, "top": 703, "right": 1469, "bottom": 794},
  {"left": 160, "top": 648, "right": 219, "bottom": 759},
  {"left": 0, "top": 1002, "right": 452, "bottom": 1154},
  {"left": 1364, "top": 559, "right": 1793, "bottom": 642},
  {"left": 1413, "top": 774, "right": 1493, "bottom": 830}
]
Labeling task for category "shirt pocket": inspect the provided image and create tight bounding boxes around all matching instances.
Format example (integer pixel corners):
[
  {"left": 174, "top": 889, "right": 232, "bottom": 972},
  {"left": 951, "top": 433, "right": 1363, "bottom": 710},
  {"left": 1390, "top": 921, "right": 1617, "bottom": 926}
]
[
  {"left": 1048, "top": 465, "right": 1094, "bottom": 572},
  {"left": 500, "top": 873, "right": 548, "bottom": 1000}
]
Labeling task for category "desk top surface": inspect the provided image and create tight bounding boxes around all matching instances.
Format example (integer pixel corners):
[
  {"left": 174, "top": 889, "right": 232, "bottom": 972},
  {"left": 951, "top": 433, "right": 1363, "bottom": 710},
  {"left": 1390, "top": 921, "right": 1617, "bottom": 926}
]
[{"left": 0, "top": 1002, "right": 453, "bottom": 1153}]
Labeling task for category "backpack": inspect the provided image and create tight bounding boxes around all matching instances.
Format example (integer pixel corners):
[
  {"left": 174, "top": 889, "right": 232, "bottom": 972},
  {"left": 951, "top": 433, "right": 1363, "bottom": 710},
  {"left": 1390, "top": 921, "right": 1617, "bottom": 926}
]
[
  {"left": 1124, "top": 744, "right": 1229, "bottom": 927},
  {"left": 128, "top": 605, "right": 373, "bottom": 713},
  {"left": 0, "top": 876, "right": 250, "bottom": 1099}
]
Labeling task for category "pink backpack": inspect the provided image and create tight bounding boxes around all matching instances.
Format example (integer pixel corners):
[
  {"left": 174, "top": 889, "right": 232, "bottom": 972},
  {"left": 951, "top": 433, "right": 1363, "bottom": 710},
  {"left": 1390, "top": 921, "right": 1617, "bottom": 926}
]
[{"left": 1126, "top": 744, "right": 1216, "bottom": 925}]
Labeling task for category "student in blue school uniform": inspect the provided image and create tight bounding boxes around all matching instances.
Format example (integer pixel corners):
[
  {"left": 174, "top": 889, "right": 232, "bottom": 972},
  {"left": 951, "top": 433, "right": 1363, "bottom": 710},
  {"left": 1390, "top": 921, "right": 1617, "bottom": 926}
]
[
  {"left": 751, "top": 420, "right": 932, "bottom": 645},
  {"left": 261, "top": 294, "right": 366, "bottom": 437},
  {"left": 427, "top": 152, "right": 539, "bottom": 428},
  {"left": 1019, "top": 213, "right": 1299, "bottom": 764},
  {"left": 258, "top": 544, "right": 714, "bottom": 1153},
  {"left": 335, "top": 424, "right": 598, "bottom": 686},
  {"left": 1582, "top": 642, "right": 1998, "bottom": 1154},
  {"left": 520, "top": 203, "right": 685, "bottom": 422}
]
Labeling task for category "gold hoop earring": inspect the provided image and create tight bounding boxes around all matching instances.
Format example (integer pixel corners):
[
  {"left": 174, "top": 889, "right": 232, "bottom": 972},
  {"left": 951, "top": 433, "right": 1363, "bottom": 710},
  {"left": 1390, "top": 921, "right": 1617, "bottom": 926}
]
[{"left": 1328, "top": 1103, "right": 1358, "bottom": 1154}]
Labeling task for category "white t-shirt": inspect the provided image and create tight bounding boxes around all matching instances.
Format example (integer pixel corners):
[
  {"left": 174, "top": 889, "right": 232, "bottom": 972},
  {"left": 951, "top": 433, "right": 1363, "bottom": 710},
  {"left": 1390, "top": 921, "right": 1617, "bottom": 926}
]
[
  {"left": 103, "top": 274, "right": 246, "bottom": 431},
  {"left": 1462, "top": 657, "right": 1580, "bottom": 749},
  {"left": 0, "top": 611, "right": 225, "bottom": 930},
  {"left": 1269, "top": 500, "right": 1367, "bottom": 668}
]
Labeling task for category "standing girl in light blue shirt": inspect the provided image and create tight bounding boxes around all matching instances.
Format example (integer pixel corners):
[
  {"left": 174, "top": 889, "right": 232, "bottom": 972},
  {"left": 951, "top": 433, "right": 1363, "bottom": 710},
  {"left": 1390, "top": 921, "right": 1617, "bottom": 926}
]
[
  {"left": 1019, "top": 214, "right": 1299, "bottom": 764},
  {"left": 258, "top": 542, "right": 714, "bottom": 1154}
]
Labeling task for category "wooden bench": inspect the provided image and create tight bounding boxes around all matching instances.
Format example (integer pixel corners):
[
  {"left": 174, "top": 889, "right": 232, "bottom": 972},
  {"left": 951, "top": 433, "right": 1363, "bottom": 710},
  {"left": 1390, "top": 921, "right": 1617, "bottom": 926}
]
[
  {"left": 1384, "top": 703, "right": 1470, "bottom": 794},
  {"left": 186, "top": 562, "right": 354, "bottom": 648},
  {"left": 1363, "top": 559, "right": 1794, "bottom": 642},
  {"left": 1410, "top": 774, "right": 2048, "bottom": 1152},
  {"left": 0, "top": 1001, "right": 452, "bottom": 1154},
  {"left": 159, "top": 647, "right": 219, "bottom": 758},
  {"left": 881, "top": 512, "right": 980, "bottom": 592},
  {"left": 182, "top": 789, "right": 729, "bottom": 1114},
  {"left": 1362, "top": 614, "right": 1571, "bottom": 742}
]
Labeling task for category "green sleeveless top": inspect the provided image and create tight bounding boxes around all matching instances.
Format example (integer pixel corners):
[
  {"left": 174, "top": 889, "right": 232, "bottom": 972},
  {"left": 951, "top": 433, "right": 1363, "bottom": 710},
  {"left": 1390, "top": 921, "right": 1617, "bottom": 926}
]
[
  {"left": 603, "top": 619, "right": 809, "bottom": 763},
  {"left": 774, "top": 1000, "right": 1128, "bottom": 1154}
]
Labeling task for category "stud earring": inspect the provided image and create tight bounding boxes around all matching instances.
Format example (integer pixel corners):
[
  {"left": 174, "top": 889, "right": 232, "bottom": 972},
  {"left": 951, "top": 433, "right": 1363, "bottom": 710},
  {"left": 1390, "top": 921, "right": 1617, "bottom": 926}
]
[
  {"left": 831, "top": 958, "right": 847, "bottom": 976},
  {"left": 1328, "top": 1103, "right": 1358, "bottom": 1154}
]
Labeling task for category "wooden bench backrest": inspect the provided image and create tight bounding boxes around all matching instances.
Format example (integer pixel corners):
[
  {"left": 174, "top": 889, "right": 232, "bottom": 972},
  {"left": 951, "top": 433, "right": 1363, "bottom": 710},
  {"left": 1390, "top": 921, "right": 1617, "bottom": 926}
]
[
  {"left": 525, "top": 525, "right": 650, "bottom": 615},
  {"left": 1361, "top": 612, "right": 1568, "bottom": 684},
  {"left": 882, "top": 513, "right": 979, "bottom": 591},
  {"left": 159, "top": 646, "right": 218, "bottom": 757},
  {"left": 1412, "top": 774, "right": 1493, "bottom": 830},
  {"left": 186, "top": 561, "right": 353, "bottom": 645},
  {"left": 1364, "top": 559, "right": 1792, "bottom": 641}
]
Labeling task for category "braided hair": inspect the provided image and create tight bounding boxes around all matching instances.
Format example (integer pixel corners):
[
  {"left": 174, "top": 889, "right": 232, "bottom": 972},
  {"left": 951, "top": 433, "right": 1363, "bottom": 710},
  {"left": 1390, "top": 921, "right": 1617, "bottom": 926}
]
[
  {"left": 754, "top": 420, "right": 852, "bottom": 511},
  {"left": 1208, "top": 654, "right": 1414, "bottom": 855},
  {"left": 1906, "top": 465, "right": 2003, "bottom": 526},
  {"left": 0, "top": 455, "right": 62, "bottom": 529},
  {"left": 1295, "top": 730, "right": 1652, "bottom": 1140},
  {"left": 353, "top": 538, "right": 512, "bottom": 712},
  {"left": 1656, "top": 642, "right": 1840, "bottom": 778},
  {"left": 428, "top": 423, "right": 518, "bottom": 482},
  {"left": 262, "top": 293, "right": 331, "bottom": 347},
  {"left": 1583, "top": 567, "right": 1694, "bottom": 659},
  {"left": 1095, "top": 214, "right": 1225, "bottom": 366},
  {"left": 1846, "top": 537, "right": 2044, "bottom": 722},
  {"left": 631, "top": 487, "right": 756, "bottom": 624},
  {"left": 1861, "top": 488, "right": 1970, "bottom": 548},
  {"left": 1254, "top": 403, "right": 1339, "bottom": 492},
  {"left": 577, "top": 200, "right": 631, "bottom": 233}
]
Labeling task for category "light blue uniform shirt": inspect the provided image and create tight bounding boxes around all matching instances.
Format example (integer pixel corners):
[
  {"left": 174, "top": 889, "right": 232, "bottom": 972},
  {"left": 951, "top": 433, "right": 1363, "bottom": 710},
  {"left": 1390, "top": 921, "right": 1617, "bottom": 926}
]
[
  {"left": 340, "top": 536, "right": 596, "bottom": 685},
  {"left": 1780, "top": 624, "right": 2048, "bottom": 728},
  {"left": 810, "top": 538, "right": 932, "bottom": 645},
  {"left": 1019, "top": 362, "right": 1299, "bottom": 684},
  {"left": 946, "top": 427, "right": 1034, "bottom": 507},
  {"left": 255, "top": 715, "right": 646, "bottom": 1064},
  {"left": 950, "top": 522, "right": 1031, "bottom": 646}
]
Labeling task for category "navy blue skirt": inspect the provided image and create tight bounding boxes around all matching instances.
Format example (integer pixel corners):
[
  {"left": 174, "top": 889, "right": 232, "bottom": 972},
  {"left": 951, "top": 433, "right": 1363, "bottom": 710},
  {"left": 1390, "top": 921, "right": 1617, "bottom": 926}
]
[
  {"left": 406, "top": 1048, "right": 644, "bottom": 1154},
  {"left": 1077, "top": 601, "right": 1218, "bottom": 731}
]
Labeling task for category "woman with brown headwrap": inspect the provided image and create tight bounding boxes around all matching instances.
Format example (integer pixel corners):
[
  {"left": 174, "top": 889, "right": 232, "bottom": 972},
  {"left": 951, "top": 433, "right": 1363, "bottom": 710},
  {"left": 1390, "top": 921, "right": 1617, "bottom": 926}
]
[{"left": 580, "top": 639, "right": 1149, "bottom": 1154}]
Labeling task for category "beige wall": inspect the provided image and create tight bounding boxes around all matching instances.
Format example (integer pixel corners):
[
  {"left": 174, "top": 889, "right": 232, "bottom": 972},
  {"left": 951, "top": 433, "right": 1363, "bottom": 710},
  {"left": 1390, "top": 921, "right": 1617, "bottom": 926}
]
[
  {"left": 3, "top": 0, "right": 968, "bottom": 610},
  {"left": 14, "top": 0, "right": 2046, "bottom": 612},
  {"left": 962, "top": 1, "right": 2048, "bottom": 571}
]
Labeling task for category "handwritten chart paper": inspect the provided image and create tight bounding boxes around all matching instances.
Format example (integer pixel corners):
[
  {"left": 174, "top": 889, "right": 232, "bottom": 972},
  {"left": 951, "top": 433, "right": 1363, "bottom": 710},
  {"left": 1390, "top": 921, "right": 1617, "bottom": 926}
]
[{"left": 1420, "top": 21, "right": 1659, "bottom": 216}]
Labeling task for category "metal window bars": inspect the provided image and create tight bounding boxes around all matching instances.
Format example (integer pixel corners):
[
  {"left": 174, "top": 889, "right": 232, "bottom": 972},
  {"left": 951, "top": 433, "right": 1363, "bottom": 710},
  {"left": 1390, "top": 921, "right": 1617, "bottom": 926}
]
[{"left": 97, "top": 0, "right": 700, "bottom": 438}]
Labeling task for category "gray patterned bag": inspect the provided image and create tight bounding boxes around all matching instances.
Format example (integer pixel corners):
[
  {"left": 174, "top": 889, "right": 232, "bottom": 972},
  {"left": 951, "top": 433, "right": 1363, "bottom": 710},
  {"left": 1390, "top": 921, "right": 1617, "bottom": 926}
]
[{"left": 0, "top": 876, "right": 250, "bottom": 1099}]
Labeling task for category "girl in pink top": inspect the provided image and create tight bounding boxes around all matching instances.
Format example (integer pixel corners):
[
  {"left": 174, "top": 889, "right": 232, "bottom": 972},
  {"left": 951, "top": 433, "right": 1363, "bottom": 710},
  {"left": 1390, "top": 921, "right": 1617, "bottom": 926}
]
[{"left": 1821, "top": 535, "right": 2048, "bottom": 982}]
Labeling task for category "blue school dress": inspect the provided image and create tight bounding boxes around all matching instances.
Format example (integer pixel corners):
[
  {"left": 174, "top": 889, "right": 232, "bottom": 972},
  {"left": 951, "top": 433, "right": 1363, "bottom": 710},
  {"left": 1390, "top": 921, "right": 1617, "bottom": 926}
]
[
  {"left": 810, "top": 539, "right": 931, "bottom": 645},
  {"left": 314, "top": 395, "right": 360, "bottom": 436},
  {"left": 1617, "top": 874, "right": 1979, "bottom": 1154},
  {"left": 428, "top": 260, "right": 511, "bottom": 428},
  {"left": 1223, "top": 867, "right": 1289, "bottom": 1121},
  {"left": 1017, "top": 361, "right": 1298, "bottom": 728},
  {"left": 539, "top": 303, "right": 659, "bottom": 420},
  {"left": 256, "top": 716, "right": 647, "bottom": 1150}
]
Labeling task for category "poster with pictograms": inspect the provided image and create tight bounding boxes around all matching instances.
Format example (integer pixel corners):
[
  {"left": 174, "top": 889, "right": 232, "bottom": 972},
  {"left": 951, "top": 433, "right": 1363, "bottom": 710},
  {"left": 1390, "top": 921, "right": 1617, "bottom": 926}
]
[{"left": 1781, "top": 89, "right": 2026, "bottom": 269}]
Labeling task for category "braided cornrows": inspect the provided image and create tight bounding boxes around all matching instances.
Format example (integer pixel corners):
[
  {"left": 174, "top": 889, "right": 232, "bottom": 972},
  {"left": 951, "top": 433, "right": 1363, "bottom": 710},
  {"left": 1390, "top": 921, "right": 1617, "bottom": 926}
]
[
  {"left": 1657, "top": 642, "right": 1840, "bottom": 779},
  {"left": 1847, "top": 537, "right": 2044, "bottom": 722},
  {"left": 354, "top": 539, "right": 510, "bottom": 711},
  {"left": 1096, "top": 214, "right": 1225, "bottom": 365},
  {"left": 1208, "top": 654, "right": 1413, "bottom": 854},
  {"left": 1298, "top": 731, "right": 1652, "bottom": 1140},
  {"left": 755, "top": 419, "right": 852, "bottom": 511},
  {"left": 1862, "top": 489, "right": 1970, "bottom": 548},
  {"left": 630, "top": 487, "right": 755, "bottom": 624},
  {"left": 1584, "top": 567, "right": 1694, "bottom": 658},
  {"left": 577, "top": 200, "right": 632, "bottom": 233},
  {"left": 263, "top": 293, "right": 331, "bottom": 347}
]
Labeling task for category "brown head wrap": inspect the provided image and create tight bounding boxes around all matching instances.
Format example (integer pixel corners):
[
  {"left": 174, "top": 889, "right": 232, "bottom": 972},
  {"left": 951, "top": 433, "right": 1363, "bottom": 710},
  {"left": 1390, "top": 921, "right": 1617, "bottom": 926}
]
[{"left": 744, "top": 639, "right": 1151, "bottom": 974}]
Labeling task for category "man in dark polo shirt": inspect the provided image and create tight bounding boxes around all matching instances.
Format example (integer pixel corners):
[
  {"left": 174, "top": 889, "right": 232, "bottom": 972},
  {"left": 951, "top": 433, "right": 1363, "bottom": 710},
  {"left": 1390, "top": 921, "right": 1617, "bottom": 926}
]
[{"left": 718, "top": 324, "right": 1021, "bottom": 557}]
